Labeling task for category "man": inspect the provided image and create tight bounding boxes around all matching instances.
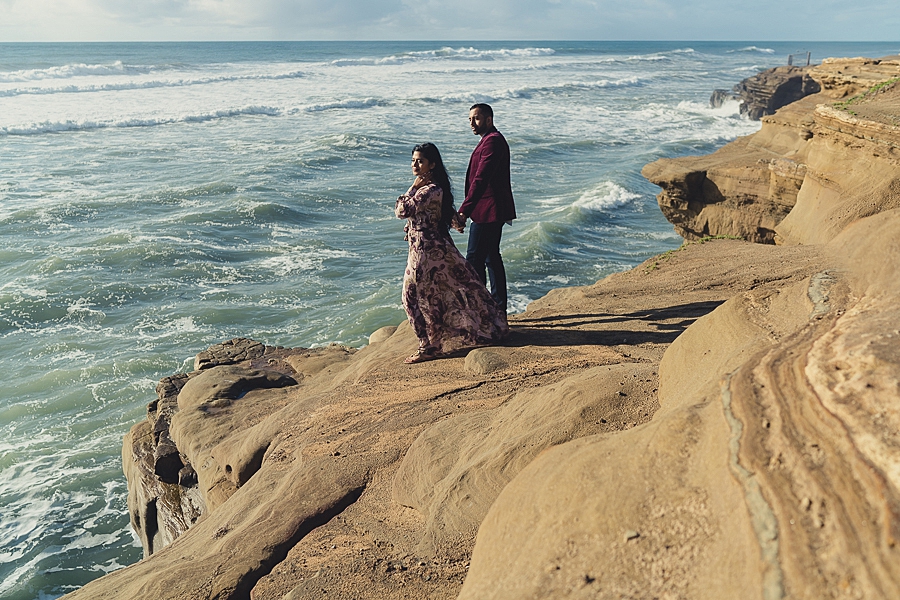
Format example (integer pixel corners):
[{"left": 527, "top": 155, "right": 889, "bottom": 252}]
[{"left": 456, "top": 103, "right": 516, "bottom": 313}]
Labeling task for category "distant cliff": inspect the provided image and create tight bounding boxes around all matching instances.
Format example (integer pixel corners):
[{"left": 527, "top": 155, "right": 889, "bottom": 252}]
[
  {"left": 66, "top": 56, "right": 900, "bottom": 600},
  {"left": 644, "top": 56, "right": 900, "bottom": 244},
  {"left": 711, "top": 64, "right": 821, "bottom": 120}
]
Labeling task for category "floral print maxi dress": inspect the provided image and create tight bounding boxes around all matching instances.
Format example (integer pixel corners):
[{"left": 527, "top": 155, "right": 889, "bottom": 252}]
[{"left": 395, "top": 183, "right": 508, "bottom": 353}]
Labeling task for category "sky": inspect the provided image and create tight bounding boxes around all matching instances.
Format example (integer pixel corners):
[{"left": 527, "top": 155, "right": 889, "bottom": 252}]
[{"left": 0, "top": 0, "right": 898, "bottom": 42}]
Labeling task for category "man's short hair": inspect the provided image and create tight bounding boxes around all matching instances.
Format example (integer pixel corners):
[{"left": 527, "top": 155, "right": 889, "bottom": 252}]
[{"left": 470, "top": 103, "right": 493, "bottom": 119}]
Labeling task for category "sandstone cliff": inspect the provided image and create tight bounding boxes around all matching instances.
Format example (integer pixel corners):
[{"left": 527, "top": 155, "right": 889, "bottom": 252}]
[
  {"left": 643, "top": 56, "right": 900, "bottom": 243},
  {"left": 65, "top": 57, "right": 900, "bottom": 600}
]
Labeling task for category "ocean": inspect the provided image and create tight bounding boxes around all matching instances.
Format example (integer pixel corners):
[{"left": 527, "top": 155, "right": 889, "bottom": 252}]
[{"left": 1, "top": 40, "right": 897, "bottom": 599}]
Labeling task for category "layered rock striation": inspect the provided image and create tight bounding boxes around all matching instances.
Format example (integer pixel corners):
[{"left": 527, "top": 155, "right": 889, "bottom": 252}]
[
  {"left": 645, "top": 56, "right": 900, "bottom": 243},
  {"left": 711, "top": 65, "right": 821, "bottom": 120},
  {"left": 66, "top": 56, "right": 900, "bottom": 600}
]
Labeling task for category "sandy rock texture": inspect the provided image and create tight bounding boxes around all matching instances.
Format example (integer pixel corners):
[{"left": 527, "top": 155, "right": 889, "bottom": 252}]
[
  {"left": 775, "top": 80, "right": 900, "bottom": 245},
  {"left": 643, "top": 56, "right": 900, "bottom": 243},
  {"left": 460, "top": 57, "right": 900, "bottom": 600},
  {"left": 65, "top": 55, "right": 900, "bottom": 600},
  {"left": 461, "top": 210, "right": 900, "bottom": 600},
  {"left": 71, "top": 237, "right": 824, "bottom": 600}
]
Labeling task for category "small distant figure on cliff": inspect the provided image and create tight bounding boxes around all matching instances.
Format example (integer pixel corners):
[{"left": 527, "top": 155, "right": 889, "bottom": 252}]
[
  {"left": 395, "top": 142, "right": 509, "bottom": 363},
  {"left": 454, "top": 103, "right": 517, "bottom": 314}
]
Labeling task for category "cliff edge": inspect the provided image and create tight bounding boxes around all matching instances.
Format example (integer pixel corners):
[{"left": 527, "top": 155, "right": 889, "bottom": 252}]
[
  {"left": 65, "top": 56, "right": 900, "bottom": 600},
  {"left": 643, "top": 56, "right": 900, "bottom": 244}
]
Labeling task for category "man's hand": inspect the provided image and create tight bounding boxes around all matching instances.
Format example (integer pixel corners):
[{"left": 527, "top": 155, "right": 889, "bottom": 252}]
[{"left": 452, "top": 212, "right": 467, "bottom": 233}]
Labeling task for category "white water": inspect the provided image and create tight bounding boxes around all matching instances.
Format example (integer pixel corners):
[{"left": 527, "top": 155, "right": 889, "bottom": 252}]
[{"left": 2, "top": 40, "right": 899, "bottom": 599}]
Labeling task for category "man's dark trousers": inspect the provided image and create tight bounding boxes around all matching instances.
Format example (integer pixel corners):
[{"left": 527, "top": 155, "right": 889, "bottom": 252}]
[{"left": 466, "top": 221, "right": 507, "bottom": 312}]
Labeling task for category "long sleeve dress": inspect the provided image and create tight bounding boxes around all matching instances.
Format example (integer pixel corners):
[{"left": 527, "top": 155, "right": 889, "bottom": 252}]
[{"left": 395, "top": 183, "right": 508, "bottom": 353}]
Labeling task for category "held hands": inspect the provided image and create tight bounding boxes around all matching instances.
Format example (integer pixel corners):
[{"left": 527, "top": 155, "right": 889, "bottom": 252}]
[{"left": 451, "top": 211, "right": 467, "bottom": 233}]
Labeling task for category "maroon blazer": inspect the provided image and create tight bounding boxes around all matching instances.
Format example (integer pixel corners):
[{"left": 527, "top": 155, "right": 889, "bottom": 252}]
[{"left": 460, "top": 128, "right": 516, "bottom": 224}]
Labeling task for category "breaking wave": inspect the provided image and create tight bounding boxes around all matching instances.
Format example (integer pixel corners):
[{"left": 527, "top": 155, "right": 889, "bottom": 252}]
[
  {"left": 417, "top": 76, "right": 646, "bottom": 104},
  {"left": 0, "top": 61, "right": 148, "bottom": 82},
  {"left": 573, "top": 182, "right": 642, "bottom": 212},
  {"left": 1, "top": 93, "right": 389, "bottom": 135},
  {"left": 729, "top": 46, "right": 776, "bottom": 54},
  {"left": 0, "top": 105, "right": 282, "bottom": 136},
  {"left": 296, "top": 98, "right": 384, "bottom": 112},
  {"left": 332, "top": 46, "right": 555, "bottom": 66},
  {"left": 0, "top": 70, "right": 305, "bottom": 97}
]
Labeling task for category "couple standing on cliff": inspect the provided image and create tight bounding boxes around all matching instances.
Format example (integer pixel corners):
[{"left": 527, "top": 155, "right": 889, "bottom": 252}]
[{"left": 395, "top": 103, "right": 516, "bottom": 364}]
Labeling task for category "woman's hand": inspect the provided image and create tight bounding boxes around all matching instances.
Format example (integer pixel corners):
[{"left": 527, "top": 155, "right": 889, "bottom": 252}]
[
  {"left": 412, "top": 172, "right": 433, "bottom": 190},
  {"left": 452, "top": 212, "right": 466, "bottom": 233}
]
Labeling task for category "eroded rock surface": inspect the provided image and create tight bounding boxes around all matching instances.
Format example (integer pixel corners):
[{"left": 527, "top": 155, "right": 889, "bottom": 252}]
[
  {"left": 122, "top": 339, "right": 324, "bottom": 557},
  {"left": 69, "top": 237, "right": 819, "bottom": 600},
  {"left": 644, "top": 56, "right": 900, "bottom": 243},
  {"left": 66, "top": 55, "right": 900, "bottom": 600},
  {"left": 710, "top": 64, "right": 821, "bottom": 120},
  {"left": 461, "top": 211, "right": 900, "bottom": 600},
  {"left": 735, "top": 65, "right": 821, "bottom": 120},
  {"left": 775, "top": 100, "right": 900, "bottom": 245}
]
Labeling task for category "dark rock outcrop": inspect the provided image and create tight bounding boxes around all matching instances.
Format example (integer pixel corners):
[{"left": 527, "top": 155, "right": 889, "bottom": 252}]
[
  {"left": 124, "top": 338, "right": 305, "bottom": 557},
  {"left": 195, "top": 337, "right": 267, "bottom": 370},
  {"left": 709, "top": 88, "right": 738, "bottom": 108},
  {"left": 710, "top": 65, "right": 820, "bottom": 119},
  {"left": 734, "top": 65, "right": 821, "bottom": 120}
]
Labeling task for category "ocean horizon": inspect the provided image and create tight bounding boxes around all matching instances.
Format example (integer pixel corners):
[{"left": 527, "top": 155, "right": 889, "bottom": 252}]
[{"left": 2, "top": 40, "right": 898, "bottom": 600}]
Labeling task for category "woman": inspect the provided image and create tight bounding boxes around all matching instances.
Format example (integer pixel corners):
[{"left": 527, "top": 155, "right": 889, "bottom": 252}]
[{"left": 395, "top": 143, "right": 508, "bottom": 363}]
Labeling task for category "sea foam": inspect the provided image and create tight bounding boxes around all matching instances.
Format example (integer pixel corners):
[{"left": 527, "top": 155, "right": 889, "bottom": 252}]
[
  {"left": 0, "top": 61, "right": 138, "bottom": 82},
  {"left": 299, "top": 98, "right": 383, "bottom": 112},
  {"left": 331, "top": 46, "right": 555, "bottom": 66},
  {"left": 573, "top": 182, "right": 641, "bottom": 212},
  {"left": 0, "top": 105, "right": 284, "bottom": 136},
  {"left": 729, "top": 46, "right": 776, "bottom": 54},
  {"left": 0, "top": 70, "right": 305, "bottom": 98}
]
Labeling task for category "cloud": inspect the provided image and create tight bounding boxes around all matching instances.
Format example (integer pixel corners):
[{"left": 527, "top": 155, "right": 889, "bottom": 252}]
[{"left": 0, "top": 0, "right": 897, "bottom": 41}]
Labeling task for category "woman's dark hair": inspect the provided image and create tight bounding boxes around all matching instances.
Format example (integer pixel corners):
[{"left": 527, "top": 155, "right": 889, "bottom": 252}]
[{"left": 412, "top": 142, "right": 455, "bottom": 233}]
